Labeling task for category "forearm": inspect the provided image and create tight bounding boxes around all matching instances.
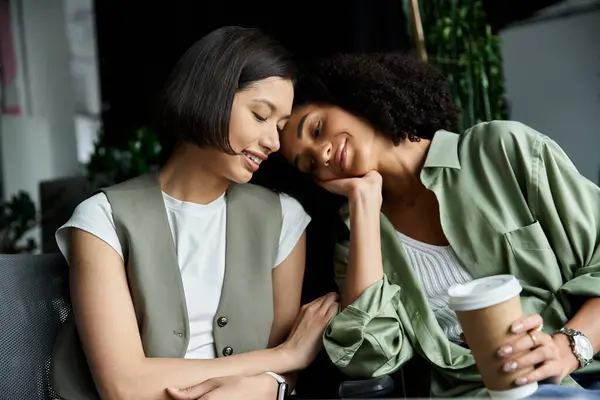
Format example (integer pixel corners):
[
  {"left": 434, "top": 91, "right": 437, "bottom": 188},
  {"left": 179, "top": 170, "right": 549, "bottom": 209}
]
[
  {"left": 343, "top": 198, "right": 384, "bottom": 308},
  {"left": 103, "top": 347, "right": 294, "bottom": 400},
  {"left": 554, "top": 297, "right": 600, "bottom": 375}
]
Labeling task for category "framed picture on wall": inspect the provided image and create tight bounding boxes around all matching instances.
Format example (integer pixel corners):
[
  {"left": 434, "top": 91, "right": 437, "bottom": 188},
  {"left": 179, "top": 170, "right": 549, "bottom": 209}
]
[{"left": 0, "top": 0, "right": 28, "bottom": 116}]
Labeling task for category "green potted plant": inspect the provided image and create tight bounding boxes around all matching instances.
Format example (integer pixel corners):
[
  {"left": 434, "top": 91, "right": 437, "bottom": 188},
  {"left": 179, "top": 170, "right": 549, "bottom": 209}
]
[
  {"left": 86, "top": 125, "right": 162, "bottom": 191},
  {"left": 0, "top": 191, "right": 38, "bottom": 253},
  {"left": 415, "top": 0, "right": 509, "bottom": 130}
]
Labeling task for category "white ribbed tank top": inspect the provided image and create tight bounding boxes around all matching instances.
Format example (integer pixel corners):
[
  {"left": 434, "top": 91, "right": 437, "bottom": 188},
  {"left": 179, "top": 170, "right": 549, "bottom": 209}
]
[{"left": 395, "top": 231, "right": 473, "bottom": 341}]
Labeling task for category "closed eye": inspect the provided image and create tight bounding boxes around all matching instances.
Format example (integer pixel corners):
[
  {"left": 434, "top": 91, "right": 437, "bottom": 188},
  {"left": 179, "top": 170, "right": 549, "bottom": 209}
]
[
  {"left": 253, "top": 112, "right": 267, "bottom": 122},
  {"left": 313, "top": 121, "right": 321, "bottom": 138}
]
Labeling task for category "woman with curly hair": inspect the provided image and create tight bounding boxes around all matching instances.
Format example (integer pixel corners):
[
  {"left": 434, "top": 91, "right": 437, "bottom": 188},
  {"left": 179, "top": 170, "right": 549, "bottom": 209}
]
[{"left": 277, "top": 53, "right": 600, "bottom": 398}]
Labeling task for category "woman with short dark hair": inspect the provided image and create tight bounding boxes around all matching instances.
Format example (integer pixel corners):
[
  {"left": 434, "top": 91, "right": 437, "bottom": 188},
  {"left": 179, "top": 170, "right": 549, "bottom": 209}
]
[
  {"left": 51, "top": 26, "right": 337, "bottom": 400},
  {"left": 279, "top": 53, "right": 600, "bottom": 398}
]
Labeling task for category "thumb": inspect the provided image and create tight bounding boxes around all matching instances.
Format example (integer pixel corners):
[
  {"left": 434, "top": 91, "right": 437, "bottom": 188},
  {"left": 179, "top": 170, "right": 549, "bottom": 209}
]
[
  {"left": 167, "top": 387, "right": 194, "bottom": 400},
  {"left": 167, "top": 378, "right": 221, "bottom": 400}
]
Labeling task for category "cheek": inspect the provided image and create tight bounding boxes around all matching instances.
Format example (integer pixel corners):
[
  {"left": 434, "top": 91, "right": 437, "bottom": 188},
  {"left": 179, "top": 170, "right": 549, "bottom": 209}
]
[
  {"left": 228, "top": 117, "right": 258, "bottom": 150},
  {"left": 350, "top": 136, "right": 376, "bottom": 171}
]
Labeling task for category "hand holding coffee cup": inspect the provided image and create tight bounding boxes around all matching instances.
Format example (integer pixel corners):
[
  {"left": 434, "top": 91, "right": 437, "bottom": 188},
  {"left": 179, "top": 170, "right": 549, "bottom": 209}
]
[
  {"left": 496, "top": 314, "right": 565, "bottom": 386},
  {"left": 449, "top": 275, "right": 539, "bottom": 399}
]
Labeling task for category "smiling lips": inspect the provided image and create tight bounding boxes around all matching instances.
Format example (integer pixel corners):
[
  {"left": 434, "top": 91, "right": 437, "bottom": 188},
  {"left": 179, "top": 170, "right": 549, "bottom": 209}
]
[
  {"left": 334, "top": 139, "right": 348, "bottom": 172},
  {"left": 242, "top": 150, "right": 267, "bottom": 172}
]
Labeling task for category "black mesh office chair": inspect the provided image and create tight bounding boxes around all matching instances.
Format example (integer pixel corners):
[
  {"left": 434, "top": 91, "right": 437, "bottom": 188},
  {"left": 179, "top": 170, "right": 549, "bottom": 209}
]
[
  {"left": 0, "top": 254, "right": 70, "bottom": 400},
  {"left": 0, "top": 253, "right": 398, "bottom": 399}
]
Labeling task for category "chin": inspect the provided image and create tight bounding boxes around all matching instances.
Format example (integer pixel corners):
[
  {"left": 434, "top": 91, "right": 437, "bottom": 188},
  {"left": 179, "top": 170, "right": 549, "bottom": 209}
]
[{"left": 227, "top": 170, "right": 253, "bottom": 184}]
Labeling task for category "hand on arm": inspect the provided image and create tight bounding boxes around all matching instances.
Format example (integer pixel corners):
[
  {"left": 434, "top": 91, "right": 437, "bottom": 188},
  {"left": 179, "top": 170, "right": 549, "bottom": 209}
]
[
  {"left": 167, "top": 292, "right": 339, "bottom": 399},
  {"left": 166, "top": 232, "right": 339, "bottom": 399},
  {"left": 70, "top": 229, "right": 336, "bottom": 400}
]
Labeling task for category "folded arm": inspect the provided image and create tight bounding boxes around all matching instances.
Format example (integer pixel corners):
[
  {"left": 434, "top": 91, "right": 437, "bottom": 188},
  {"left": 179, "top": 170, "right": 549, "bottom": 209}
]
[{"left": 69, "top": 229, "right": 310, "bottom": 400}]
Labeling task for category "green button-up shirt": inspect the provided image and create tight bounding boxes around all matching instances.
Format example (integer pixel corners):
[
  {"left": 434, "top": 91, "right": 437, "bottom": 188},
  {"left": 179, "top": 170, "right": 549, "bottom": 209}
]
[{"left": 324, "top": 121, "right": 600, "bottom": 397}]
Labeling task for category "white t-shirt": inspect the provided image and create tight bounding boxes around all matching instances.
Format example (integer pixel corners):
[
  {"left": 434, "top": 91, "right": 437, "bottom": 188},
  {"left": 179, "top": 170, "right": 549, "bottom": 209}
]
[{"left": 56, "top": 190, "right": 311, "bottom": 359}]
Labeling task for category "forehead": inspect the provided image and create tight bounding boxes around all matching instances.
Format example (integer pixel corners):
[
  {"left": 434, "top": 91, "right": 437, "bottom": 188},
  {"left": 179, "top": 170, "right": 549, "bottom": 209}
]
[
  {"left": 280, "top": 104, "right": 322, "bottom": 161},
  {"left": 236, "top": 77, "right": 294, "bottom": 111}
]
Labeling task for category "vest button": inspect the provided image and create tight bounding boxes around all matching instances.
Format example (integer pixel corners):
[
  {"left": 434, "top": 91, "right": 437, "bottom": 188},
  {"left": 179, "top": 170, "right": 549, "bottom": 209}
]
[
  {"left": 222, "top": 346, "right": 233, "bottom": 356},
  {"left": 217, "top": 317, "right": 228, "bottom": 327}
]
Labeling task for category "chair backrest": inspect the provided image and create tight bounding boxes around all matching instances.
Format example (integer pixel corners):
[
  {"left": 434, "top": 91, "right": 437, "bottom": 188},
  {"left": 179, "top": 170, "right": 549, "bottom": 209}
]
[{"left": 0, "top": 253, "right": 70, "bottom": 400}]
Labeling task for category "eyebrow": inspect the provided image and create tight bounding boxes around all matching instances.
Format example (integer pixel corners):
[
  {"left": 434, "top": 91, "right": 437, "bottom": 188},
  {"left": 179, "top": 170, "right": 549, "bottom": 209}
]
[
  {"left": 297, "top": 113, "right": 308, "bottom": 139},
  {"left": 254, "top": 98, "right": 277, "bottom": 111},
  {"left": 293, "top": 113, "right": 310, "bottom": 169}
]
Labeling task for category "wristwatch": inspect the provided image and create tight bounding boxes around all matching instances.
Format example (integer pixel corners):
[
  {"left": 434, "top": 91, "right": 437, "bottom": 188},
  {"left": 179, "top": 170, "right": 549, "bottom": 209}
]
[
  {"left": 264, "top": 372, "right": 288, "bottom": 400},
  {"left": 556, "top": 327, "right": 594, "bottom": 369}
]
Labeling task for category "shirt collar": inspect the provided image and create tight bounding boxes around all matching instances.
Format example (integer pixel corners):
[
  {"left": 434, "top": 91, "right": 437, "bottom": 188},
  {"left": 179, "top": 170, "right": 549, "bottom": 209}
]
[{"left": 423, "top": 129, "right": 461, "bottom": 170}]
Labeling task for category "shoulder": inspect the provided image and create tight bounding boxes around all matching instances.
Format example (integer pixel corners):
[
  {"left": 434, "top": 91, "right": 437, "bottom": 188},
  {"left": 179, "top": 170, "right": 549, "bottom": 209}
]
[
  {"left": 273, "top": 193, "right": 311, "bottom": 267},
  {"left": 460, "top": 120, "right": 547, "bottom": 156},
  {"left": 70, "top": 192, "right": 114, "bottom": 222},
  {"left": 56, "top": 193, "right": 123, "bottom": 261},
  {"left": 458, "top": 121, "right": 549, "bottom": 171}
]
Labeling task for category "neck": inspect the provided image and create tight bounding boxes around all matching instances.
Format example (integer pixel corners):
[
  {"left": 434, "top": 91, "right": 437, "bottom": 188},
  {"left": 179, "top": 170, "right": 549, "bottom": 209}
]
[
  {"left": 377, "top": 138, "right": 431, "bottom": 208},
  {"left": 159, "top": 143, "right": 229, "bottom": 204}
]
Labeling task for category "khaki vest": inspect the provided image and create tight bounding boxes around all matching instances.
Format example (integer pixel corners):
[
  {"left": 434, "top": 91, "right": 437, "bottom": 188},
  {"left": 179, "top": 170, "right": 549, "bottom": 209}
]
[{"left": 51, "top": 173, "right": 282, "bottom": 399}]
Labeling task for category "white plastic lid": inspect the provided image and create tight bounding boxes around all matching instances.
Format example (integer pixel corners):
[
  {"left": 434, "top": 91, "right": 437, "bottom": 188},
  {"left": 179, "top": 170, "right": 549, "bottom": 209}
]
[
  {"left": 487, "top": 382, "right": 538, "bottom": 399},
  {"left": 448, "top": 275, "right": 522, "bottom": 312}
]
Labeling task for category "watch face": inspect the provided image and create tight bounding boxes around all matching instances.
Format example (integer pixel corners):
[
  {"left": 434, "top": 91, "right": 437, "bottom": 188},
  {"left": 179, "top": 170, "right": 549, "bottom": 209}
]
[{"left": 574, "top": 335, "right": 595, "bottom": 360}]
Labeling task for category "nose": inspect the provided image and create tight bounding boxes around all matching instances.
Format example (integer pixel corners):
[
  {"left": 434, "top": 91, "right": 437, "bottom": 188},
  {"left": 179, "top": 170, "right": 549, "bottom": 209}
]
[
  {"left": 261, "top": 125, "right": 280, "bottom": 154},
  {"left": 315, "top": 141, "right": 332, "bottom": 167}
]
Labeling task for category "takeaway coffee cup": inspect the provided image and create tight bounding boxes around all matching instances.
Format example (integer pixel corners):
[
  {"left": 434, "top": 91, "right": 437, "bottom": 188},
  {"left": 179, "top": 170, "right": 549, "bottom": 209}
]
[{"left": 448, "top": 275, "right": 538, "bottom": 399}]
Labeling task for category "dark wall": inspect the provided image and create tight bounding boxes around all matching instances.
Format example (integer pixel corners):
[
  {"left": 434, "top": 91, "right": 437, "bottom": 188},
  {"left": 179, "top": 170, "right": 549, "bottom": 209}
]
[
  {"left": 93, "top": 0, "right": 410, "bottom": 145},
  {"left": 93, "top": 0, "right": 568, "bottom": 144}
]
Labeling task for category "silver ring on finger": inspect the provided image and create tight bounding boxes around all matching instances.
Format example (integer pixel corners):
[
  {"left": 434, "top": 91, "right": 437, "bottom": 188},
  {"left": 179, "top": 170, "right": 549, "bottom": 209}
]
[{"left": 528, "top": 331, "right": 538, "bottom": 348}]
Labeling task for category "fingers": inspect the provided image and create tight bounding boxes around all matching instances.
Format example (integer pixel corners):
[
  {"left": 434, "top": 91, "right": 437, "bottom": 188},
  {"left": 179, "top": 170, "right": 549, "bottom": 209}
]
[
  {"left": 318, "top": 292, "right": 340, "bottom": 314},
  {"left": 501, "top": 342, "right": 558, "bottom": 373},
  {"left": 513, "top": 362, "right": 563, "bottom": 386},
  {"left": 301, "top": 292, "right": 338, "bottom": 311},
  {"left": 298, "top": 293, "right": 339, "bottom": 325},
  {"left": 498, "top": 330, "right": 552, "bottom": 358},
  {"left": 167, "top": 387, "right": 197, "bottom": 400},
  {"left": 510, "top": 314, "right": 543, "bottom": 334},
  {"left": 496, "top": 315, "right": 562, "bottom": 387},
  {"left": 324, "top": 297, "right": 340, "bottom": 322},
  {"left": 167, "top": 378, "right": 222, "bottom": 400}
]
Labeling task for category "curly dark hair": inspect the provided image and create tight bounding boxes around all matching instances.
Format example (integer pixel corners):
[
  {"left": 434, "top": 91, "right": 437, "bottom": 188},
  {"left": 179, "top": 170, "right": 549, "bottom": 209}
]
[{"left": 293, "top": 53, "right": 461, "bottom": 143}]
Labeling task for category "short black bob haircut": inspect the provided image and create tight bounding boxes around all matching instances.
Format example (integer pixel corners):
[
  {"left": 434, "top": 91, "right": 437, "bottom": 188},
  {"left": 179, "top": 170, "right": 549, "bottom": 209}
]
[
  {"left": 158, "top": 26, "right": 296, "bottom": 156},
  {"left": 292, "top": 53, "right": 461, "bottom": 143}
]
